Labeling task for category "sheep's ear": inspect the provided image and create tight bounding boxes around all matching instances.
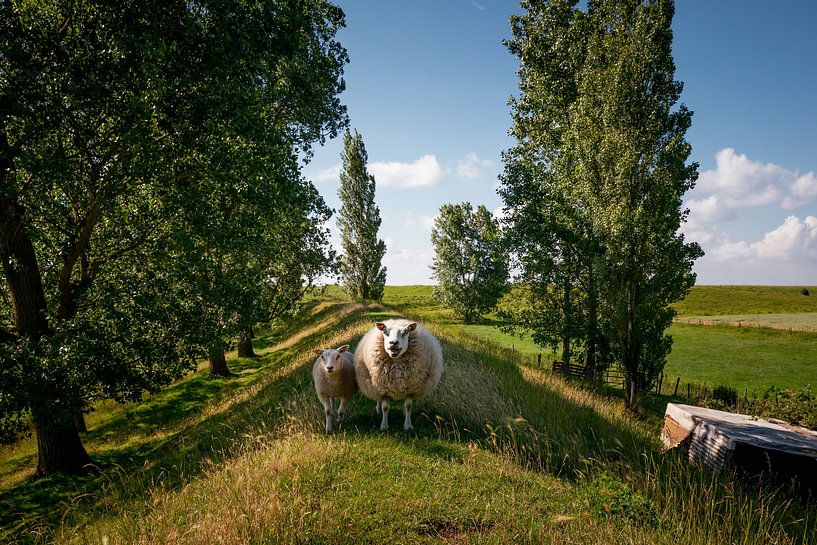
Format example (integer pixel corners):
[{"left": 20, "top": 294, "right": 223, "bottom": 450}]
[
  {"left": 337, "top": 344, "right": 350, "bottom": 353},
  {"left": 311, "top": 349, "right": 324, "bottom": 356},
  {"left": 405, "top": 322, "right": 418, "bottom": 332},
  {"left": 375, "top": 322, "right": 386, "bottom": 332}
]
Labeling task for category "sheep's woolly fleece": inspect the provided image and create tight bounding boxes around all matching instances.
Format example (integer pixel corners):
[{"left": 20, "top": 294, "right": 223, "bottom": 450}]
[
  {"left": 312, "top": 350, "right": 357, "bottom": 399},
  {"left": 354, "top": 319, "right": 443, "bottom": 402}
]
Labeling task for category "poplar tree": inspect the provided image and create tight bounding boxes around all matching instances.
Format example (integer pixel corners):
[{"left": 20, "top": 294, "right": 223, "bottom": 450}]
[
  {"left": 337, "top": 130, "right": 387, "bottom": 301},
  {"left": 569, "top": 0, "right": 702, "bottom": 408},
  {"left": 501, "top": 0, "right": 702, "bottom": 408}
]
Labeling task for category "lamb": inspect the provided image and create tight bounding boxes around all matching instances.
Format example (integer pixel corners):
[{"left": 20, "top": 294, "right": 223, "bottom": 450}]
[
  {"left": 354, "top": 319, "right": 443, "bottom": 431},
  {"left": 312, "top": 345, "right": 358, "bottom": 433}
]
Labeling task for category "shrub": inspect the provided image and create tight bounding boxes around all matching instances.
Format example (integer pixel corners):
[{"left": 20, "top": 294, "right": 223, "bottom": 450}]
[
  {"left": 713, "top": 384, "right": 738, "bottom": 406},
  {"left": 582, "top": 472, "right": 660, "bottom": 529},
  {"left": 743, "top": 386, "right": 817, "bottom": 430}
]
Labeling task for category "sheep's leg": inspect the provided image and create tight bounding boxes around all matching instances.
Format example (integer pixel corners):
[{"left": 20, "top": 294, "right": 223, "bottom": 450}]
[
  {"left": 331, "top": 397, "right": 338, "bottom": 416},
  {"left": 319, "top": 394, "right": 334, "bottom": 433},
  {"left": 376, "top": 399, "right": 382, "bottom": 415},
  {"left": 337, "top": 396, "right": 351, "bottom": 427},
  {"left": 379, "top": 399, "right": 390, "bottom": 431},
  {"left": 403, "top": 398, "right": 414, "bottom": 431}
]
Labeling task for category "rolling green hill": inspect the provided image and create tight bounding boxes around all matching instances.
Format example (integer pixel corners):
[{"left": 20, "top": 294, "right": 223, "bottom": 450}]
[
  {"left": 1, "top": 293, "right": 814, "bottom": 544},
  {"left": 674, "top": 285, "right": 817, "bottom": 316}
]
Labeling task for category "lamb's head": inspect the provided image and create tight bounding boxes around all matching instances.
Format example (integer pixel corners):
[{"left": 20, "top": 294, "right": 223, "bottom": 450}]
[
  {"left": 311, "top": 345, "right": 349, "bottom": 375},
  {"left": 376, "top": 321, "right": 417, "bottom": 359}
]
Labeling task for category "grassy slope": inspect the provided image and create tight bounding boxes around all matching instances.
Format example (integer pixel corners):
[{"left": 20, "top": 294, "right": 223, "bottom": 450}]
[
  {"left": 674, "top": 286, "right": 817, "bottom": 316},
  {"left": 2, "top": 291, "right": 813, "bottom": 544}
]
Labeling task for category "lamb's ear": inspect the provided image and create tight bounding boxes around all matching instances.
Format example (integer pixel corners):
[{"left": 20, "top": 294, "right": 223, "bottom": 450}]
[
  {"left": 375, "top": 322, "right": 386, "bottom": 332},
  {"left": 337, "top": 344, "right": 350, "bottom": 353},
  {"left": 405, "top": 322, "right": 418, "bottom": 332},
  {"left": 311, "top": 349, "right": 324, "bottom": 356}
]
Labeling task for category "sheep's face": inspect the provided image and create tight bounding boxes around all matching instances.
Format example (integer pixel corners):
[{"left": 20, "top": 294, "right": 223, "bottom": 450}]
[
  {"left": 376, "top": 322, "right": 417, "bottom": 359},
  {"left": 312, "top": 345, "right": 349, "bottom": 375}
]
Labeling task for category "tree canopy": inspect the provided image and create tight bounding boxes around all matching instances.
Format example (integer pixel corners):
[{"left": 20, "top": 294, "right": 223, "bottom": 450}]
[
  {"left": 0, "top": 0, "right": 348, "bottom": 474},
  {"left": 500, "top": 0, "right": 702, "bottom": 407},
  {"left": 431, "top": 203, "right": 509, "bottom": 323}
]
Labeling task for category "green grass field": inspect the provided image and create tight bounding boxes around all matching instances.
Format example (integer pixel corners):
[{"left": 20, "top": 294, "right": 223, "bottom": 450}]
[
  {"left": 675, "top": 313, "right": 817, "bottom": 332},
  {"left": 2, "top": 292, "right": 815, "bottom": 544},
  {"left": 379, "top": 285, "right": 817, "bottom": 395},
  {"left": 664, "top": 324, "right": 817, "bottom": 395},
  {"left": 673, "top": 285, "right": 817, "bottom": 316}
]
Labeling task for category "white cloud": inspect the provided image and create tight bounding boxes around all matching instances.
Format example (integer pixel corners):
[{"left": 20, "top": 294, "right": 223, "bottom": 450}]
[
  {"left": 679, "top": 214, "right": 721, "bottom": 246},
  {"left": 370, "top": 155, "right": 443, "bottom": 188},
  {"left": 403, "top": 213, "right": 438, "bottom": 232},
  {"left": 783, "top": 172, "right": 817, "bottom": 208},
  {"left": 708, "top": 216, "right": 817, "bottom": 263},
  {"left": 382, "top": 238, "right": 435, "bottom": 284},
  {"left": 310, "top": 163, "right": 342, "bottom": 184},
  {"left": 689, "top": 149, "right": 817, "bottom": 222},
  {"left": 455, "top": 152, "right": 493, "bottom": 180}
]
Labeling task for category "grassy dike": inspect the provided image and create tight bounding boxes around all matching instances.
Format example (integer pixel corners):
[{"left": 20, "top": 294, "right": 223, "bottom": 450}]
[{"left": 1, "top": 294, "right": 815, "bottom": 544}]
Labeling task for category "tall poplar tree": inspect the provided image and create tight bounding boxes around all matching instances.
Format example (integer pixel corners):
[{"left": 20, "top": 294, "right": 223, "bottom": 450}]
[
  {"left": 337, "top": 130, "right": 386, "bottom": 301},
  {"left": 501, "top": 0, "right": 702, "bottom": 408},
  {"left": 569, "top": 0, "right": 702, "bottom": 408}
]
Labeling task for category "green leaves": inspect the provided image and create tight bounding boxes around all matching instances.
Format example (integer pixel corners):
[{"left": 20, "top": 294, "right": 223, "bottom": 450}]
[
  {"left": 431, "top": 203, "right": 508, "bottom": 324},
  {"left": 501, "top": 0, "right": 702, "bottom": 406},
  {"left": 337, "top": 129, "right": 387, "bottom": 302},
  {"left": 0, "top": 0, "right": 347, "bottom": 461}
]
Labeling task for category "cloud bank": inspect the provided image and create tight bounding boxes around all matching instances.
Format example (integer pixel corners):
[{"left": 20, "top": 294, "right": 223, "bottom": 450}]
[
  {"left": 687, "top": 148, "right": 817, "bottom": 222},
  {"left": 309, "top": 152, "right": 494, "bottom": 188}
]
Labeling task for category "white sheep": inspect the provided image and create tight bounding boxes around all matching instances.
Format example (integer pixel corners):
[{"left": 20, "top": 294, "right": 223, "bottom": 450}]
[
  {"left": 354, "top": 319, "right": 443, "bottom": 431},
  {"left": 312, "top": 345, "right": 357, "bottom": 433}
]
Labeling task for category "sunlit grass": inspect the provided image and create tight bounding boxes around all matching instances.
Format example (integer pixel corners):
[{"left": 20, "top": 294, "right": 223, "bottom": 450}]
[
  {"left": 1, "top": 292, "right": 815, "bottom": 544},
  {"left": 674, "top": 285, "right": 817, "bottom": 316}
]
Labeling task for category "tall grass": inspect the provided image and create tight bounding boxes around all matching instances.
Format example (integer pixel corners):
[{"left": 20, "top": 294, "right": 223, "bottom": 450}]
[{"left": 2, "top": 295, "right": 815, "bottom": 544}]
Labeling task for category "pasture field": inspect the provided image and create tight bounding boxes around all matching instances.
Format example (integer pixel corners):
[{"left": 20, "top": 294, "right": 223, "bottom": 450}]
[
  {"left": 675, "top": 313, "right": 817, "bottom": 332},
  {"left": 2, "top": 294, "right": 815, "bottom": 544},
  {"left": 379, "top": 285, "right": 817, "bottom": 395},
  {"left": 664, "top": 324, "right": 817, "bottom": 395},
  {"left": 673, "top": 285, "right": 817, "bottom": 316}
]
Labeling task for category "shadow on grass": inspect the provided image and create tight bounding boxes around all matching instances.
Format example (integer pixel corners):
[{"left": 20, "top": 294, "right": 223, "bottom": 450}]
[
  {"left": 0, "top": 301, "right": 401, "bottom": 541},
  {"left": 2, "top": 298, "right": 812, "bottom": 544}
]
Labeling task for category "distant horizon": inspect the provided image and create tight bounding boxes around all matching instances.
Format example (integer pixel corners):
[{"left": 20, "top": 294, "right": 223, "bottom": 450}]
[{"left": 317, "top": 283, "right": 817, "bottom": 288}]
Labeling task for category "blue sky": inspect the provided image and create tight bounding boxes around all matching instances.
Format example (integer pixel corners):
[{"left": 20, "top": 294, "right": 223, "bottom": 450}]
[{"left": 306, "top": 0, "right": 817, "bottom": 285}]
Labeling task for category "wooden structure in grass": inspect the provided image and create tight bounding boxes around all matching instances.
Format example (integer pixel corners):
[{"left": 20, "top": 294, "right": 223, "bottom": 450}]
[{"left": 662, "top": 403, "right": 817, "bottom": 491}]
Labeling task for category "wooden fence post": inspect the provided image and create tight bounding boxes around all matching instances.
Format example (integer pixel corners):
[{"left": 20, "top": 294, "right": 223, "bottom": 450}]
[
  {"left": 673, "top": 377, "right": 680, "bottom": 397},
  {"left": 537, "top": 353, "right": 542, "bottom": 366}
]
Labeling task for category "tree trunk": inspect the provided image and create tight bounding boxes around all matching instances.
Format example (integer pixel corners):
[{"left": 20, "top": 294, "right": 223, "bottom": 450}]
[
  {"left": 586, "top": 261, "right": 598, "bottom": 381},
  {"left": 237, "top": 328, "right": 257, "bottom": 358},
  {"left": 33, "top": 409, "right": 93, "bottom": 477},
  {"left": 2, "top": 134, "right": 94, "bottom": 475},
  {"left": 561, "top": 281, "right": 571, "bottom": 365},
  {"left": 561, "top": 336, "right": 571, "bottom": 366},
  {"left": 73, "top": 410, "right": 87, "bottom": 433},
  {"left": 624, "top": 280, "right": 639, "bottom": 409},
  {"left": 209, "top": 345, "right": 231, "bottom": 376}
]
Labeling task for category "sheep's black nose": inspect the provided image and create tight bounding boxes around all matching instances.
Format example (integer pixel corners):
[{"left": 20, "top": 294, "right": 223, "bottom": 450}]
[{"left": 389, "top": 340, "right": 398, "bottom": 346}]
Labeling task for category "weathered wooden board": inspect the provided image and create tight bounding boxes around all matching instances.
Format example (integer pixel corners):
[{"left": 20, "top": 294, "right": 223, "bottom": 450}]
[{"left": 662, "top": 403, "right": 817, "bottom": 486}]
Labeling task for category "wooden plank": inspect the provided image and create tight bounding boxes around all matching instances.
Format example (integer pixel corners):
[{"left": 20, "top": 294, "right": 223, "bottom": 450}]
[{"left": 662, "top": 403, "right": 817, "bottom": 476}]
